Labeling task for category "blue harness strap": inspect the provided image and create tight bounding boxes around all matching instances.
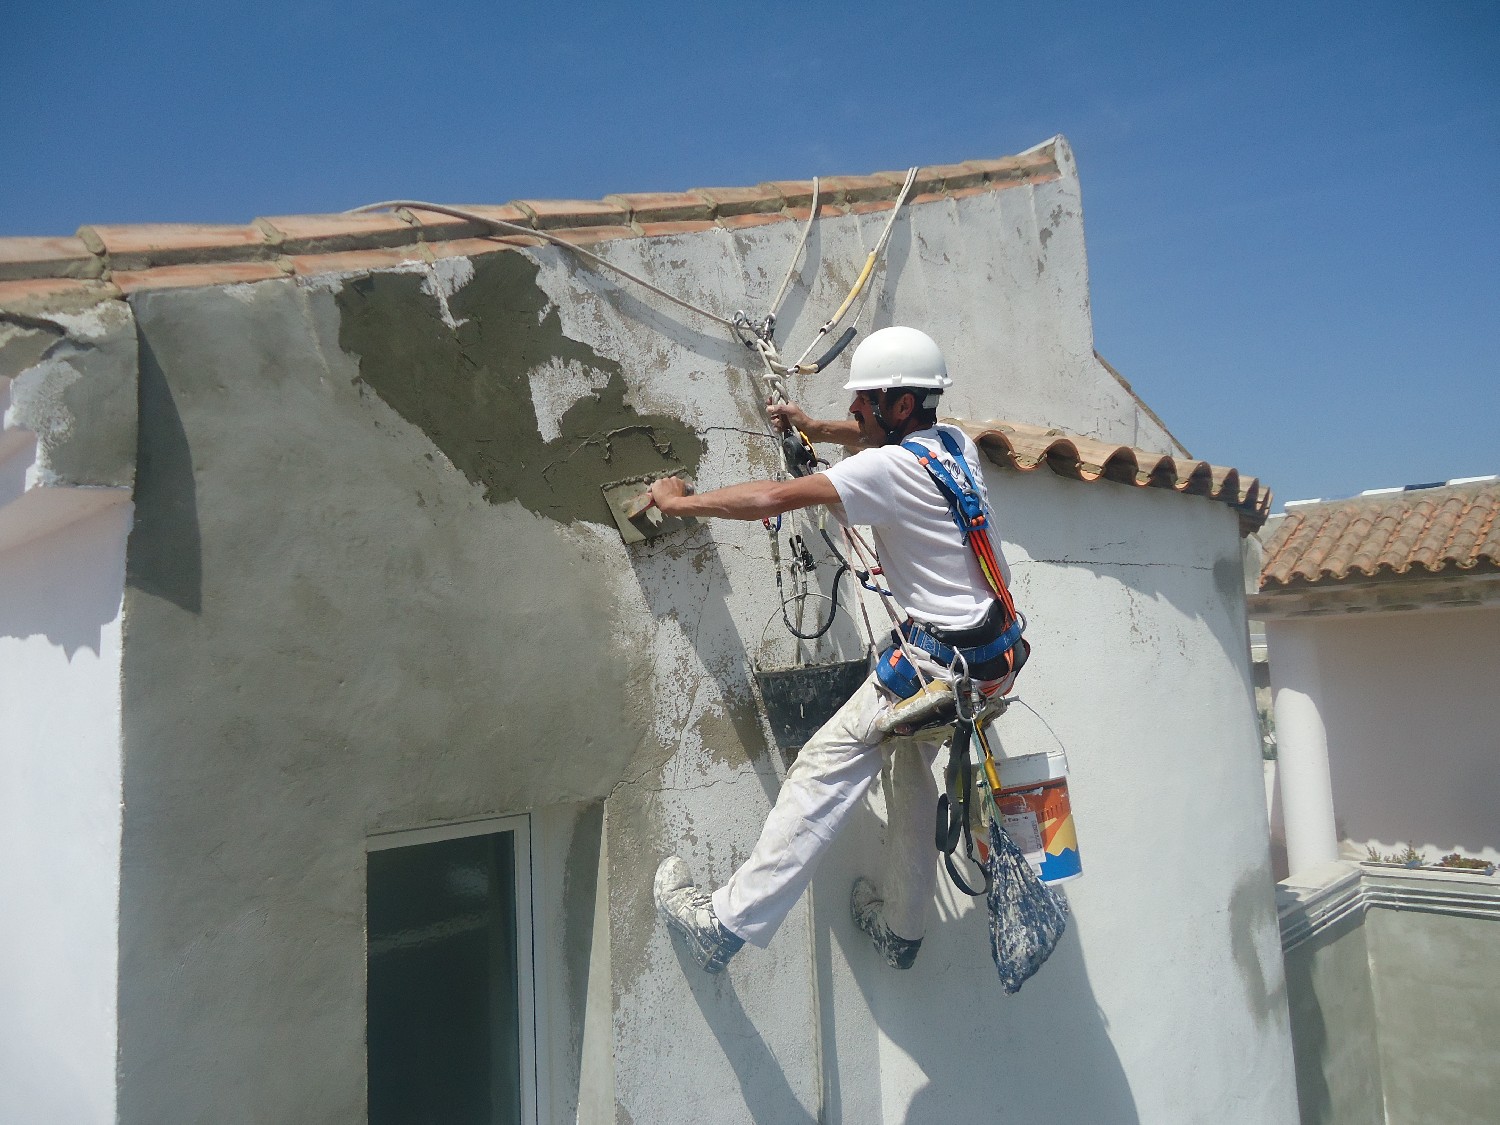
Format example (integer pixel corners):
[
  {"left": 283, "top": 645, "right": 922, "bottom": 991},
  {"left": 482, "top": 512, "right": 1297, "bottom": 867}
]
[
  {"left": 901, "top": 615, "right": 1025, "bottom": 667},
  {"left": 897, "top": 427, "right": 1026, "bottom": 667},
  {"left": 901, "top": 430, "right": 991, "bottom": 542}
]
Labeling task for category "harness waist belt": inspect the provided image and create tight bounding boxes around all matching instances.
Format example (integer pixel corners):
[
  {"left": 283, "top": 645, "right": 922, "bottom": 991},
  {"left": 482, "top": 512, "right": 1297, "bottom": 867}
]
[{"left": 901, "top": 613, "right": 1024, "bottom": 668}]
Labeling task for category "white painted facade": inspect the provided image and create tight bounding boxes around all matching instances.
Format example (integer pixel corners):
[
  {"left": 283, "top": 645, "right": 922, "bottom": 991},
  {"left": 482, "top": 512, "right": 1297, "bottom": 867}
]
[
  {"left": 0, "top": 503, "right": 131, "bottom": 1125},
  {"left": 1266, "top": 605, "right": 1500, "bottom": 871}
]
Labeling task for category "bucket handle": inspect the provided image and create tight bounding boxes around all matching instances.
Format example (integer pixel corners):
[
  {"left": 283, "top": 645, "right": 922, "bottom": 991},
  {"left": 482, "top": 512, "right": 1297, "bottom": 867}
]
[{"left": 756, "top": 593, "right": 869, "bottom": 670}]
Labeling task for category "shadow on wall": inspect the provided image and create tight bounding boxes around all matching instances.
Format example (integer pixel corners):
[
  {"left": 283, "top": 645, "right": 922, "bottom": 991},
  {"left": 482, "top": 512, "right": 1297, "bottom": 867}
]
[
  {"left": 0, "top": 501, "right": 131, "bottom": 655},
  {"left": 824, "top": 873, "right": 1141, "bottom": 1125},
  {"left": 124, "top": 335, "right": 201, "bottom": 614},
  {"left": 897, "top": 926, "right": 1139, "bottom": 1125},
  {"left": 675, "top": 940, "right": 819, "bottom": 1125},
  {"left": 1281, "top": 910, "right": 1383, "bottom": 1125}
]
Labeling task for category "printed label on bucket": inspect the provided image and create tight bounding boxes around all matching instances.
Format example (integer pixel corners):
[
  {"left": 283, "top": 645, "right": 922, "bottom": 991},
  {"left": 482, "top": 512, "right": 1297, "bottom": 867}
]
[
  {"left": 1000, "top": 807, "right": 1045, "bottom": 875},
  {"left": 997, "top": 777, "right": 1082, "bottom": 885}
]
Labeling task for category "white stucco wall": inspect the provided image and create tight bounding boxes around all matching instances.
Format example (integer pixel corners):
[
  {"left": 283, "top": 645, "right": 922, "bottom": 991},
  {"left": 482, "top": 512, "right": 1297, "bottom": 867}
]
[
  {"left": 1267, "top": 606, "right": 1500, "bottom": 866},
  {"left": 0, "top": 502, "right": 131, "bottom": 1125},
  {"left": 813, "top": 470, "right": 1294, "bottom": 1124}
]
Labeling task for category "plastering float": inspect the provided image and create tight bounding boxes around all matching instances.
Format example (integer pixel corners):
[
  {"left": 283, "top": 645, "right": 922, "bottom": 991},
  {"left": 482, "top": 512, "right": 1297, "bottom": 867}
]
[{"left": 601, "top": 473, "right": 693, "bottom": 544}]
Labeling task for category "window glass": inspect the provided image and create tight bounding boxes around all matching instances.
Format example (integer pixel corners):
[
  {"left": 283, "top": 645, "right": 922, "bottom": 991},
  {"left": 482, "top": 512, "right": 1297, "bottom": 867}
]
[{"left": 368, "top": 831, "right": 521, "bottom": 1125}]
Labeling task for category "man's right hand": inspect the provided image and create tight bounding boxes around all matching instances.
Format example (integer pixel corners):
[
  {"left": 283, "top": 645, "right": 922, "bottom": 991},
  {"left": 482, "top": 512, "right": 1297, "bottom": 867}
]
[{"left": 767, "top": 399, "right": 812, "bottom": 435}]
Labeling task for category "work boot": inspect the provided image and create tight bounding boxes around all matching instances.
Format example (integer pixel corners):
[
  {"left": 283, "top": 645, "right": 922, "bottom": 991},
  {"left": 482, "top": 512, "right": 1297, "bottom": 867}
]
[
  {"left": 654, "top": 856, "right": 744, "bottom": 974},
  {"left": 851, "top": 876, "right": 922, "bottom": 969}
]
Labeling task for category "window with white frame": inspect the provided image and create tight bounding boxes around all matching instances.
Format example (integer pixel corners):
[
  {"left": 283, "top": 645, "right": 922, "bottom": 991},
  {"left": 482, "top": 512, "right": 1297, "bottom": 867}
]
[{"left": 366, "top": 815, "right": 537, "bottom": 1125}]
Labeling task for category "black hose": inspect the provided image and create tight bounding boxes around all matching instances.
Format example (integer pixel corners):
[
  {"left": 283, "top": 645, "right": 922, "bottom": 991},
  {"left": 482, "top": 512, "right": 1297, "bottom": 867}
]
[{"left": 776, "top": 528, "right": 851, "bottom": 640}]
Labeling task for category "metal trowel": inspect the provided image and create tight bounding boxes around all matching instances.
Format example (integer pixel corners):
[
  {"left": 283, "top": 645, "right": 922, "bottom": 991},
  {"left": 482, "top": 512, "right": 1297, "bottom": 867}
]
[{"left": 601, "top": 472, "right": 694, "bottom": 544}]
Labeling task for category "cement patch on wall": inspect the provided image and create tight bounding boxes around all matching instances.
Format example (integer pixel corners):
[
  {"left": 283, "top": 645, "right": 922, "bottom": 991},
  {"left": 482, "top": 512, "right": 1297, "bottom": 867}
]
[
  {"left": 334, "top": 249, "right": 702, "bottom": 527},
  {"left": 116, "top": 274, "right": 662, "bottom": 1121},
  {"left": 1366, "top": 907, "right": 1499, "bottom": 1124}
]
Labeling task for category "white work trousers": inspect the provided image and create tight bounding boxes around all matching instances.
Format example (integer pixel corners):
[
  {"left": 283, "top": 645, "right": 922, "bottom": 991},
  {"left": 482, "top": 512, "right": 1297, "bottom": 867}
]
[{"left": 711, "top": 671, "right": 941, "bottom": 948}]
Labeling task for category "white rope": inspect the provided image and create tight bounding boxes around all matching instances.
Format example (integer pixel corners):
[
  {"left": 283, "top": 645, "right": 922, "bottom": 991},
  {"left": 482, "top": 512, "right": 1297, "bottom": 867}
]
[
  {"left": 765, "top": 176, "right": 819, "bottom": 327},
  {"left": 840, "top": 525, "right": 932, "bottom": 691},
  {"left": 347, "top": 200, "right": 738, "bottom": 331},
  {"left": 792, "top": 166, "right": 920, "bottom": 368}
]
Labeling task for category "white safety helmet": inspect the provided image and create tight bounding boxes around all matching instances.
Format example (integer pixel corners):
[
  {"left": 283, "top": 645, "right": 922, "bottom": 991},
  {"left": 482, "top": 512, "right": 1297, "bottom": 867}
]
[{"left": 844, "top": 326, "right": 952, "bottom": 394}]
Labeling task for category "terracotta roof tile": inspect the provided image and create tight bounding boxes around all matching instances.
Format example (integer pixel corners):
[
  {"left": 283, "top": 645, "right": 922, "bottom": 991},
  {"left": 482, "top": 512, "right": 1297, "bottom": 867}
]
[
  {"left": 969, "top": 151, "right": 1062, "bottom": 185},
  {"left": 784, "top": 201, "right": 847, "bottom": 222},
  {"left": 544, "top": 224, "right": 639, "bottom": 246},
  {"left": 814, "top": 174, "right": 896, "bottom": 204},
  {"left": 0, "top": 277, "right": 119, "bottom": 312},
  {"left": 512, "top": 198, "right": 627, "bottom": 230},
  {"left": 77, "top": 222, "right": 272, "bottom": 270},
  {"left": 759, "top": 179, "right": 819, "bottom": 208},
  {"left": 603, "top": 192, "right": 714, "bottom": 224},
  {"left": 443, "top": 203, "right": 532, "bottom": 226},
  {"left": 422, "top": 237, "right": 537, "bottom": 262},
  {"left": 906, "top": 190, "right": 951, "bottom": 207},
  {"left": 1260, "top": 481, "right": 1500, "bottom": 587},
  {"left": 871, "top": 169, "right": 947, "bottom": 196},
  {"left": 111, "top": 261, "right": 289, "bottom": 294},
  {"left": 688, "top": 185, "right": 785, "bottom": 216},
  {"left": 956, "top": 419, "right": 1270, "bottom": 530},
  {"left": 922, "top": 161, "right": 988, "bottom": 191},
  {"left": 0, "top": 140, "right": 1068, "bottom": 282},
  {"left": 286, "top": 246, "right": 430, "bottom": 277},
  {"left": 632, "top": 220, "right": 720, "bottom": 239},
  {"left": 0, "top": 236, "right": 102, "bottom": 281},
  {"left": 258, "top": 212, "right": 420, "bottom": 254}
]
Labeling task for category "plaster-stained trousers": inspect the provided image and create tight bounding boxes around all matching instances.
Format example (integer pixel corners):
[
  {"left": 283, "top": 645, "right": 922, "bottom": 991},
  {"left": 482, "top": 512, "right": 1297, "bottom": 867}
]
[{"left": 710, "top": 667, "right": 944, "bottom": 947}]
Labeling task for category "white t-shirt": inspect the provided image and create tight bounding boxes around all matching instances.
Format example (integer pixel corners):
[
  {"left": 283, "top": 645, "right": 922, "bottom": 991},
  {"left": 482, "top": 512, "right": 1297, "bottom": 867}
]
[{"left": 821, "top": 424, "right": 1008, "bottom": 630}]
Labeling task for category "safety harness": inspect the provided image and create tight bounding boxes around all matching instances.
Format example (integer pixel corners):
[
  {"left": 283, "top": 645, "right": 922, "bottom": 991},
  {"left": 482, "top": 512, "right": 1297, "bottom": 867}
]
[{"left": 883, "top": 427, "right": 1031, "bottom": 897}]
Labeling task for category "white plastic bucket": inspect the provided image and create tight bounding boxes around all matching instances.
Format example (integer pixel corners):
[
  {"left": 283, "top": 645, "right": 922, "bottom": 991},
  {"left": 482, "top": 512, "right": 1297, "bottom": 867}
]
[{"left": 993, "top": 749, "right": 1082, "bottom": 885}]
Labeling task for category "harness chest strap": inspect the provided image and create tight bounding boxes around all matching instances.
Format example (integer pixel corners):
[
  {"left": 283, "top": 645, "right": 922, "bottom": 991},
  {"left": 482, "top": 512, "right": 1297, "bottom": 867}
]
[{"left": 899, "top": 430, "right": 1022, "bottom": 626}]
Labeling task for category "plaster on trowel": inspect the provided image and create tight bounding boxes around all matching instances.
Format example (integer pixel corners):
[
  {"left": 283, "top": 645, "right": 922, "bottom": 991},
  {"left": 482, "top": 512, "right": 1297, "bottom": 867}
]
[{"left": 601, "top": 473, "right": 694, "bottom": 544}]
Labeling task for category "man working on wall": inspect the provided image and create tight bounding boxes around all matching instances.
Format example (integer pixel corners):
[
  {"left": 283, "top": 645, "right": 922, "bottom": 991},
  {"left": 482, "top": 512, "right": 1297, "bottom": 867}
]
[{"left": 649, "top": 326, "right": 1029, "bottom": 974}]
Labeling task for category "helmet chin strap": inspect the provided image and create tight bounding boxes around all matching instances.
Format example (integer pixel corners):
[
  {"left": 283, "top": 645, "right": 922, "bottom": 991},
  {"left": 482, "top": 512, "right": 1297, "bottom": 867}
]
[
  {"left": 868, "top": 394, "right": 901, "bottom": 444},
  {"left": 870, "top": 390, "right": 937, "bottom": 445}
]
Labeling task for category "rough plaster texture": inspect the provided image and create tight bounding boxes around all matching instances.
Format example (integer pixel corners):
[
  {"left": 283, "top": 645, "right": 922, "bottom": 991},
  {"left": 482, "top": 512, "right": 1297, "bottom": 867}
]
[
  {"left": 0, "top": 505, "right": 131, "bottom": 1125},
  {"left": 1365, "top": 908, "right": 1500, "bottom": 1125},
  {"left": 1268, "top": 606, "right": 1500, "bottom": 865},
  {"left": 0, "top": 295, "right": 136, "bottom": 553},
  {"left": 1288, "top": 902, "right": 1500, "bottom": 1125},
  {"left": 14, "top": 136, "right": 1297, "bottom": 1122},
  {"left": 1284, "top": 915, "right": 1385, "bottom": 1125},
  {"left": 117, "top": 276, "right": 656, "bottom": 1122}
]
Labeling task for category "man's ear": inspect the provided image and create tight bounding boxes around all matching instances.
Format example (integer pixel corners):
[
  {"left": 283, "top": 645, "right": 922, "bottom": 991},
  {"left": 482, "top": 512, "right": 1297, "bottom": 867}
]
[{"left": 889, "top": 390, "right": 917, "bottom": 422}]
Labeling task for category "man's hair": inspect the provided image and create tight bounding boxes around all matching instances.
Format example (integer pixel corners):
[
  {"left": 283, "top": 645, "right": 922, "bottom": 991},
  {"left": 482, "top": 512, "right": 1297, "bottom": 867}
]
[{"left": 884, "top": 386, "right": 941, "bottom": 426}]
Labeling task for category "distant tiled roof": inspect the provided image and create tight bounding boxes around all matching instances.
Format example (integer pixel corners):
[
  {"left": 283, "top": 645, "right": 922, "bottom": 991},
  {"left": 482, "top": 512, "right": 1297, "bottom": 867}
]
[
  {"left": 1260, "top": 479, "right": 1500, "bottom": 588},
  {"left": 957, "top": 419, "right": 1271, "bottom": 531},
  {"left": 0, "top": 147, "right": 1062, "bottom": 305}
]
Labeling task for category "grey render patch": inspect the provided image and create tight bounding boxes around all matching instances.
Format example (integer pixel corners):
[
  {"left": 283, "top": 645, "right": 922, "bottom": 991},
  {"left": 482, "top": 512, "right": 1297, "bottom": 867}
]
[{"left": 334, "top": 250, "right": 703, "bottom": 527}]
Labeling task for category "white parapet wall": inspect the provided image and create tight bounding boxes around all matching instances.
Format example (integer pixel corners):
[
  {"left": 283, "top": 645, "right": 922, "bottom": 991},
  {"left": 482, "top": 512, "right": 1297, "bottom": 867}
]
[{"left": 0, "top": 503, "right": 132, "bottom": 1125}]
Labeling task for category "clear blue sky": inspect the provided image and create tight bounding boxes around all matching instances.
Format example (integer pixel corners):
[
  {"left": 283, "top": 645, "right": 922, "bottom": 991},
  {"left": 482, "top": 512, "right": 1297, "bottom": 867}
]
[{"left": 4, "top": 1, "right": 1495, "bottom": 505}]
